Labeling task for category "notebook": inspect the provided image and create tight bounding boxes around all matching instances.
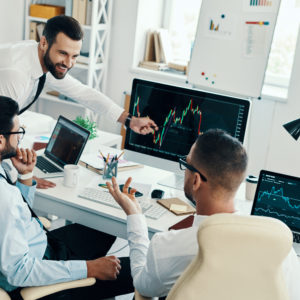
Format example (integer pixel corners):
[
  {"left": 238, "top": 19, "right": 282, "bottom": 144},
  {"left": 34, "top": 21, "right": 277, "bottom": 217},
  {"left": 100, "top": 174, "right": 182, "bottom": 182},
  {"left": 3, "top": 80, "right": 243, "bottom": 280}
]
[
  {"left": 34, "top": 116, "right": 90, "bottom": 178},
  {"left": 251, "top": 170, "right": 300, "bottom": 256}
]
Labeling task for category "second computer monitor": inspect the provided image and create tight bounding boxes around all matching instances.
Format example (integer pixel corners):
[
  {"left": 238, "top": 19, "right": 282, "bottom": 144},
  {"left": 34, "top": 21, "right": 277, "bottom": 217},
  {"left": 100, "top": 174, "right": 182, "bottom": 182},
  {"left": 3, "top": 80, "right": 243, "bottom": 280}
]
[{"left": 125, "top": 79, "right": 250, "bottom": 162}]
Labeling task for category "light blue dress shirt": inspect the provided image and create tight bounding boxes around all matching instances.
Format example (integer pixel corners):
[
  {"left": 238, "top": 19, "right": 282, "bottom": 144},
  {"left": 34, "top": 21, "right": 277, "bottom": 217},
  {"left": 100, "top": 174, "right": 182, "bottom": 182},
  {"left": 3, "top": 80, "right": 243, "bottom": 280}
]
[{"left": 0, "top": 165, "right": 87, "bottom": 292}]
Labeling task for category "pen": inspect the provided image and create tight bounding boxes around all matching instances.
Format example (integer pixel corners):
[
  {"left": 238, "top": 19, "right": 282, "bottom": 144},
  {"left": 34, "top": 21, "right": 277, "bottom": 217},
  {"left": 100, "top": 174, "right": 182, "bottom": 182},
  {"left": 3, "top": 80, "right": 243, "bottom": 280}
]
[
  {"left": 117, "top": 151, "right": 125, "bottom": 161},
  {"left": 106, "top": 153, "right": 110, "bottom": 164},
  {"left": 98, "top": 150, "right": 106, "bottom": 162}
]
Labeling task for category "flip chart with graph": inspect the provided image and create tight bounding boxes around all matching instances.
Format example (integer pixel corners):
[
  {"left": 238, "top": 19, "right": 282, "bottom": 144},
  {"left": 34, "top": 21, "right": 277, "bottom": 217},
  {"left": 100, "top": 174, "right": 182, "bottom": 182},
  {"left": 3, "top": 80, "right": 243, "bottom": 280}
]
[{"left": 188, "top": 0, "right": 281, "bottom": 98}]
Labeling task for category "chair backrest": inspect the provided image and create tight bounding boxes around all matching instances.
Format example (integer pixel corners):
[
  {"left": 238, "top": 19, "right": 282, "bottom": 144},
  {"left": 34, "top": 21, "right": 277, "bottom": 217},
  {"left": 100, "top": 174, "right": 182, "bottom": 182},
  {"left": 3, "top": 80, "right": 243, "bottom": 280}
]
[
  {"left": 166, "top": 213, "right": 292, "bottom": 300},
  {"left": 0, "top": 288, "right": 10, "bottom": 300}
]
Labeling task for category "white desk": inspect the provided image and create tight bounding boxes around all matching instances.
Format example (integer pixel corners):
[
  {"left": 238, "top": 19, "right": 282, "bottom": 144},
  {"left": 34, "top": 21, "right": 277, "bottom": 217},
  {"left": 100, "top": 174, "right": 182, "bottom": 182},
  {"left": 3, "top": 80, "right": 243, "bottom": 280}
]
[{"left": 32, "top": 153, "right": 252, "bottom": 239}]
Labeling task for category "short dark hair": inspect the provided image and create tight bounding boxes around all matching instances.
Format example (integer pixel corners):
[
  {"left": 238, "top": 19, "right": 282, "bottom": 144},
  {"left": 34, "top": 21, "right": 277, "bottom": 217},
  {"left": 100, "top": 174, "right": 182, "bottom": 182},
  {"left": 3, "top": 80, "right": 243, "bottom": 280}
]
[
  {"left": 0, "top": 96, "right": 19, "bottom": 139},
  {"left": 43, "top": 15, "right": 84, "bottom": 48},
  {"left": 193, "top": 129, "right": 248, "bottom": 192}
]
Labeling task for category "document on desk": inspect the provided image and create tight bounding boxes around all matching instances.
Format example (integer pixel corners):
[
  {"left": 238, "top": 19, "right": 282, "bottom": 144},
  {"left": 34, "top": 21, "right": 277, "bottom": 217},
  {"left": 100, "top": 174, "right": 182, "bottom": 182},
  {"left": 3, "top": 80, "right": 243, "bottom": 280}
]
[{"left": 80, "top": 147, "right": 142, "bottom": 173}]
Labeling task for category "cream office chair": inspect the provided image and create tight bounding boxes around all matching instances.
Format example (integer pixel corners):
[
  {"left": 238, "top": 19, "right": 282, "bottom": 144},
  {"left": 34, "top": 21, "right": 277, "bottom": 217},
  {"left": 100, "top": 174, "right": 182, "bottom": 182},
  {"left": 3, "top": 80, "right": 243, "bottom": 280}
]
[
  {"left": 136, "top": 213, "right": 292, "bottom": 300},
  {"left": 0, "top": 278, "right": 96, "bottom": 300}
]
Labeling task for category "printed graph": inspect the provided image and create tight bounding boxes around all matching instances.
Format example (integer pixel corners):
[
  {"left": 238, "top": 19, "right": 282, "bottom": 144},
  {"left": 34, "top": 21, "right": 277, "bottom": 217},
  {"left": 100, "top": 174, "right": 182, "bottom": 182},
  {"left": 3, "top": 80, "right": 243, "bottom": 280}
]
[
  {"left": 250, "top": 0, "right": 273, "bottom": 6},
  {"left": 209, "top": 19, "right": 219, "bottom": 31}
]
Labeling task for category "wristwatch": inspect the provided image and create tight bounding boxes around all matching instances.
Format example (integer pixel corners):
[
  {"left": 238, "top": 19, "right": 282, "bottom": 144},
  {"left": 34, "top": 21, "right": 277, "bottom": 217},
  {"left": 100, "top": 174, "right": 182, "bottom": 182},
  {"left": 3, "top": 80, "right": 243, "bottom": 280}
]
[
  {"left": 18, "top": 172, "right": 33, "bottom": 180},
  {"left": 125, "top": 113, "right": 133, "bottom": 128}
]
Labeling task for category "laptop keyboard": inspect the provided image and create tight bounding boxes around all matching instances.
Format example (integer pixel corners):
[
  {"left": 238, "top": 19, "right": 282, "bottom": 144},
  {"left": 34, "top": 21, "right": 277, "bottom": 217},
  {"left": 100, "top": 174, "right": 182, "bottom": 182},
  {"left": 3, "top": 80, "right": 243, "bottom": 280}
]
[
  {"left": 36, "top": 156, "right": 62, "bottom": 173},
  {"left": 293, "top": 232, "right": 300, "bottom": 243},
  {"left": 78, "top": 187, "right": 167, "bottom": 220}
]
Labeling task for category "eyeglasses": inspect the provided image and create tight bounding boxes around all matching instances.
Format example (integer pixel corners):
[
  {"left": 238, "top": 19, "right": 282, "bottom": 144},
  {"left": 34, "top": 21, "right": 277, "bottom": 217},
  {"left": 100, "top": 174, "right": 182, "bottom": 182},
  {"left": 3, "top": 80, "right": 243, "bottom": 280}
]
[
  {"left": 179, "top": 156, "right": 207, "bottom": 182},
  {"left": 0, "top": 127, "right": 25, "bottom": 140}
]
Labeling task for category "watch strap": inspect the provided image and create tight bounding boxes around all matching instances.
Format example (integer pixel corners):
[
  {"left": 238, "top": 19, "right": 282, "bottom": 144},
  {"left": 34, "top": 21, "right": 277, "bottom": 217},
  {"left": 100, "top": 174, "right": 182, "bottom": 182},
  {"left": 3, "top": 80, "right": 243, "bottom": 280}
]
[{"left": 125, "top": 113, "right": 133, "bottom": 128}]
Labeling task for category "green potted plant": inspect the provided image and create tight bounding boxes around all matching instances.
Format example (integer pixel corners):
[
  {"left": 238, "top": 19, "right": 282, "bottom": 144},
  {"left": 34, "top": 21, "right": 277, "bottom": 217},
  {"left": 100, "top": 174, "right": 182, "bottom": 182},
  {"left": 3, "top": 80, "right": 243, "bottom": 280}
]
[{"left": 73, "top": 116, "right": 97, "bottom": 140}]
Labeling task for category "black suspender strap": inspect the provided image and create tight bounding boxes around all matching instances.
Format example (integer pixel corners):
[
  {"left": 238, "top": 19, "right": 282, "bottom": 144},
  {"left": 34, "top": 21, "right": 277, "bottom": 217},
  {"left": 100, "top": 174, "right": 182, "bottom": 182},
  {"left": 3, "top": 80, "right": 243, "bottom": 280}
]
[
  {"left": 0, "top": 172, "right": 49, "bottom": 232},
  {"left": 19, "top": 73, "right": 46, "bottom": 115}
]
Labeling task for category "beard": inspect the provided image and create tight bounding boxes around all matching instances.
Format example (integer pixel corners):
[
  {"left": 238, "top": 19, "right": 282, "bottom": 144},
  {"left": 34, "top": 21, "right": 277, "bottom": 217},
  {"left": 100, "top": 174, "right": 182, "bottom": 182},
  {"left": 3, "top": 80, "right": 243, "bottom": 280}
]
[
  {"left": 184, "top": 184, "right": 196, "bottom": 207},
  {"left": 1, "top": 142, "right": 17, "bottom": 160},
  {"left": 43, "top": 48, "right": 70, "bottom": 79}
]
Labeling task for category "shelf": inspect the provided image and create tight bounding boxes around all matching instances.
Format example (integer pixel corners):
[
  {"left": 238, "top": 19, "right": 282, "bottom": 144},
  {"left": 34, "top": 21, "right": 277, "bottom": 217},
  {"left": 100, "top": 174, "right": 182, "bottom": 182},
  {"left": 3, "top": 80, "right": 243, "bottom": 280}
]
[
  {"left": 28, "top": 16, "right": 107, "bottom": 31},
  {"left": 40, "top": 92, "right": 84, "bottom": 108},
  {"left": 74, "top": 62, "right": 104, "bottom": 70}
]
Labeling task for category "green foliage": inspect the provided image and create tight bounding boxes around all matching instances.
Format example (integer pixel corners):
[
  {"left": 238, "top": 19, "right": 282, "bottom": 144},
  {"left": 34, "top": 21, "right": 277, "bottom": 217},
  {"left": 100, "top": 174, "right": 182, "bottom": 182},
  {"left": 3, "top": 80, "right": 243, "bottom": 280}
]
[{"left": 74, "top": 116, "right": 97, "bottom": 140}]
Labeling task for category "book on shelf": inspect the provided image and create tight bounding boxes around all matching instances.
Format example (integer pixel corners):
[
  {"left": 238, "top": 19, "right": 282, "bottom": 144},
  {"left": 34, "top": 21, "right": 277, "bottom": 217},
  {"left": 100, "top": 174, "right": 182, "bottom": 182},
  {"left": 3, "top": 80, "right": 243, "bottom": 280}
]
[
  {"left": 167, "top": 60, "right": 188, "bottom": 74},
  {"left": 138, "top": 61, "right": 167, "bottom": 71},
  {"left": 72, "top": 0, "right": 79, "bottom": 21},
  {"left": 36, "top": 23, "right": 45, "bottom": 40},
  {"left": 85, "top": 0, "right": 93, "bottom": 25},
  {"left": 29, "top": 22, "right": 37, "bottom": 41},
  {"left": 157, "top": 28, "right": 173, "bottom": 64},
  {"left": 153, "top": 31, "right": 161, "bottom": 63},
  {"left": 77, "top": 0, "right": 87, "bottom": 24},
  {"left": 144, "top": 30, "right": 156, "bottom": 62}
]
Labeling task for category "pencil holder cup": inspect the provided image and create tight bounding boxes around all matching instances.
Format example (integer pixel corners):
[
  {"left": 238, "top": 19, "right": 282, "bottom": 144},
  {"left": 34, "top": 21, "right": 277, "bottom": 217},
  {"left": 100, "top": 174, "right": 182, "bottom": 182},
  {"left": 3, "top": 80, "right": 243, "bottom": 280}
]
[{"left": 102, "top": 160, "right": 118, "bottom": 180}]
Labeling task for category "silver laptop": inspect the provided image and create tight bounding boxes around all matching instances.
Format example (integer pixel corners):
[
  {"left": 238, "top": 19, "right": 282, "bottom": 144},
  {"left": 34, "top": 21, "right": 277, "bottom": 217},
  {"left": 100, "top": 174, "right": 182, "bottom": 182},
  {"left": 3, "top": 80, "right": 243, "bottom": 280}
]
[
  {"left": 251, "top": 170, "right": 300, "bottom": 256},
  {"left": 34, "top": 116, "right": 90, "bottom": 179}
]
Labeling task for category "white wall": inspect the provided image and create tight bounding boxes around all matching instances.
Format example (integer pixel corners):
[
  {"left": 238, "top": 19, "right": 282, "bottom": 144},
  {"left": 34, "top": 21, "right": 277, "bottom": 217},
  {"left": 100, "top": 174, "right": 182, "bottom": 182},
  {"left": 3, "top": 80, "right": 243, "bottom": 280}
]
[
  {"left": 105, "top": 0, "right": 300, "bottom": 177},
  {"left": 0, "top": 1, "right": 24, "bottom": 43}
]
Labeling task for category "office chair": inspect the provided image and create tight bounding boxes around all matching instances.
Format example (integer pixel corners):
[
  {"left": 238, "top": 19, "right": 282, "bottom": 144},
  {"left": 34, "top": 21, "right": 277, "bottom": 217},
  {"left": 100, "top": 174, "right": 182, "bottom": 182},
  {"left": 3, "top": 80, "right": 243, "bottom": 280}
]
[
  {"left": 135, "top": 213, "right": 292, "bottom": 300},
  {"left": 0, "top": 278, "right": 96, "bottom": 300}
]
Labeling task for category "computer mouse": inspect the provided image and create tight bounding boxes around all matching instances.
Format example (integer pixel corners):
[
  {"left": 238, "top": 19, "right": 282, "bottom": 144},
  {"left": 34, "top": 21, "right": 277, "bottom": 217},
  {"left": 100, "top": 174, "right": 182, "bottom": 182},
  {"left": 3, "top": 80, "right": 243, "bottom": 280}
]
[{"left": 151, "top": 189, "right": 165, "bottom": 199}]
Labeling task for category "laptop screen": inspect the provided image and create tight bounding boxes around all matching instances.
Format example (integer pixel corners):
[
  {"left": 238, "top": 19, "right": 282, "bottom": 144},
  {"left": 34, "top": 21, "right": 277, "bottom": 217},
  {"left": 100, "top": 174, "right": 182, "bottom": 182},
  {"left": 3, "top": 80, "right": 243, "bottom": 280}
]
[
  {"left": 45, "top": 116, "right": 90, "bottom": 168},
  {"left": 251, "top": 170, "right": 300, "bottom": 233}
]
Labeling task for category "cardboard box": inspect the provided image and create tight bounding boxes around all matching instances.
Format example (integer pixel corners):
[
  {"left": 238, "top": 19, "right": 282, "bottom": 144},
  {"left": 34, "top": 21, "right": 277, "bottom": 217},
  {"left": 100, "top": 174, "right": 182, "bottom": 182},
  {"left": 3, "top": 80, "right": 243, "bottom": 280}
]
[{"left": 30, "top": 4, "right": 65, "bottom": 19}]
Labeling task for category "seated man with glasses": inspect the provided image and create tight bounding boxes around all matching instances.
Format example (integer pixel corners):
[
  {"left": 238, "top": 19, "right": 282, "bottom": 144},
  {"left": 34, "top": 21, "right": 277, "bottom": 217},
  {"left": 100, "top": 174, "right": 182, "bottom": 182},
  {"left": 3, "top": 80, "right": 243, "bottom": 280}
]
[
  {"left": 0, "top": 96, "right": 134, "bottom": 299},
  {"left": 107, "top": 129, "right": 300, "bottom": 299}
]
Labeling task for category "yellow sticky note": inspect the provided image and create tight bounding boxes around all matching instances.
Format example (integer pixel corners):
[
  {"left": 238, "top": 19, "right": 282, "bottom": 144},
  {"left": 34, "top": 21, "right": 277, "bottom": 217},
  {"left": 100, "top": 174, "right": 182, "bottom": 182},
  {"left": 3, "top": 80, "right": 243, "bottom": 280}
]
[{"left": 170, "top": 204, "right": 187, "bottom": 212}]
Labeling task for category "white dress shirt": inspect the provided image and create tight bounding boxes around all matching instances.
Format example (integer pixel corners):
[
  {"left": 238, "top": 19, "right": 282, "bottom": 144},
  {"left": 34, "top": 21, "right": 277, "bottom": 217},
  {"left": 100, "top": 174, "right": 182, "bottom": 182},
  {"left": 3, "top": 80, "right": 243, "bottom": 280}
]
[
  {"left": 127, "top": 214, "right": 300, "bottom": 298},
  {"left": 0, "top": 165, "right": 86, "bottom": 292},
  {"left": 0, "top": 40, "right": 123, "bottom": 123}
]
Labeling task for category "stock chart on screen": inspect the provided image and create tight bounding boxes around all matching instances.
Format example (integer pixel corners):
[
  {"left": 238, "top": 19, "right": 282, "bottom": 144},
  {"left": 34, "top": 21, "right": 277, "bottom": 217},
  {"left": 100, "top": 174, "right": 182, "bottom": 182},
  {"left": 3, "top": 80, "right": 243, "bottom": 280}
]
[{"left": 125, "top": 79, "right": 250, "bottom": 162}]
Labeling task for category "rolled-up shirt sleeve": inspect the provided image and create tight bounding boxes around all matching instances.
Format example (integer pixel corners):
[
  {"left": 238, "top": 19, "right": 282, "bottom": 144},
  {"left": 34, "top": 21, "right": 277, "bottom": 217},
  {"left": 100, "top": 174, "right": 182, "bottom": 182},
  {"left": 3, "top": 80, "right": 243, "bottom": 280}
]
[{"left": 127, "top": 214, "right": 167, "bottom": 297}]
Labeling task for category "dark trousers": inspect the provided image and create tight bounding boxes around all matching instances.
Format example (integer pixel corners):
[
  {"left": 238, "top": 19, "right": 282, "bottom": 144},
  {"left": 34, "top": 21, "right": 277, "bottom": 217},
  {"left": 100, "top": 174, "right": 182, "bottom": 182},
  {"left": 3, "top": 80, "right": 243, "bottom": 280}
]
[{"left": 9, "top": 224, "right": 133, "bottom": 300}]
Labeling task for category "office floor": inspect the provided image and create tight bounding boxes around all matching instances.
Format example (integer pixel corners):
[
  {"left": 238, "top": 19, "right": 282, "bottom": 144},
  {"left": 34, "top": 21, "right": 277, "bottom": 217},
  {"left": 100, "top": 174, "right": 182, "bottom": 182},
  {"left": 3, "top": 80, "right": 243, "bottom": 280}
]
[{"left": 50, "top": 218, "right": 134, "bottom": 300}]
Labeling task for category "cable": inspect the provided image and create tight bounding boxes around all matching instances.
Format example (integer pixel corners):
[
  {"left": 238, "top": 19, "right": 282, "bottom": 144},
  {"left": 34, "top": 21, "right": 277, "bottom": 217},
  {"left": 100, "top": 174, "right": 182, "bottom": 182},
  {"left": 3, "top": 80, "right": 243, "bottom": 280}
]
[{"left": 107, "top": 244, "right": 129, "bottom": 256}]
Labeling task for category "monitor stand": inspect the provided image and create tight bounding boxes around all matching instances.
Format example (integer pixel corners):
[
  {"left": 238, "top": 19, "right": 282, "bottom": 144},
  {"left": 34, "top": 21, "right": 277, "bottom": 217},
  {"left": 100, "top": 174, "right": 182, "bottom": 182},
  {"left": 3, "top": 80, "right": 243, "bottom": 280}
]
[{"left": 124, "top": 149, "right": 184, "bottom": 190}]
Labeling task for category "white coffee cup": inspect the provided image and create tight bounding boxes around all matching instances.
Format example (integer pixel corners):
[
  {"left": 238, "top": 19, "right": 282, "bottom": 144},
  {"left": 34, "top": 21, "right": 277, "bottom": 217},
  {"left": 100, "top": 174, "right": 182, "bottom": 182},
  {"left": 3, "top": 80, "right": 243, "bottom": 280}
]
[
  {"left": 245, "top": 175, "right": 258, "bottom": 201},
  {"left": 63, "top": 165, "right": 79, "bottom": 188}
]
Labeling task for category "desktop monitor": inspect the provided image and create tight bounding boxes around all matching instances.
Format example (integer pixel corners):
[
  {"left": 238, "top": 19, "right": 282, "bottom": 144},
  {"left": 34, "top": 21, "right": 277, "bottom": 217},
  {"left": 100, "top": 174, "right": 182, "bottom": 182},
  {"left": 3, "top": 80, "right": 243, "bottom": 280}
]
[{"left": 124, "top": 79, "right": 250, "bottom": 171}]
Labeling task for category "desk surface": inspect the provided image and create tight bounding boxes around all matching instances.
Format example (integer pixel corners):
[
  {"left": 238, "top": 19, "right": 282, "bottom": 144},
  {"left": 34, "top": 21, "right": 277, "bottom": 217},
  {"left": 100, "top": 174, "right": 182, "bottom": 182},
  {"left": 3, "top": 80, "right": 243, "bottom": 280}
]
[{"left": 33, "top": 154, "right": 252, "bottom": 239}]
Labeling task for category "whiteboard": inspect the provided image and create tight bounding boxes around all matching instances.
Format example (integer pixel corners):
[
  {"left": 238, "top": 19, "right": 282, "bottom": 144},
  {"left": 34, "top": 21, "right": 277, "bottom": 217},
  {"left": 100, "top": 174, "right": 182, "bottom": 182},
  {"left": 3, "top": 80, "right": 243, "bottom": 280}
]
[{"left": 188, "top": 0, "right": 281, "bottom": 98}]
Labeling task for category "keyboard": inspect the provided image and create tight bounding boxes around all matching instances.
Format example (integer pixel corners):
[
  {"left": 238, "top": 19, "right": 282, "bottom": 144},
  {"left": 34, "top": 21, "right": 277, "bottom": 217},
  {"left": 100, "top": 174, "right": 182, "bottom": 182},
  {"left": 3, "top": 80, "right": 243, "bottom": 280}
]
[
  {"left": 293, "top": 232, "right": 300, "bottom": 243},
  {"left": 78, "top": 187, "right": 167, "bottom": 220},
  {"left": 158, "top": 174, "right": 184, "bottom": 190},
  {"left": 36, "top": 156, "right": 62, "bottom": 173}
]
